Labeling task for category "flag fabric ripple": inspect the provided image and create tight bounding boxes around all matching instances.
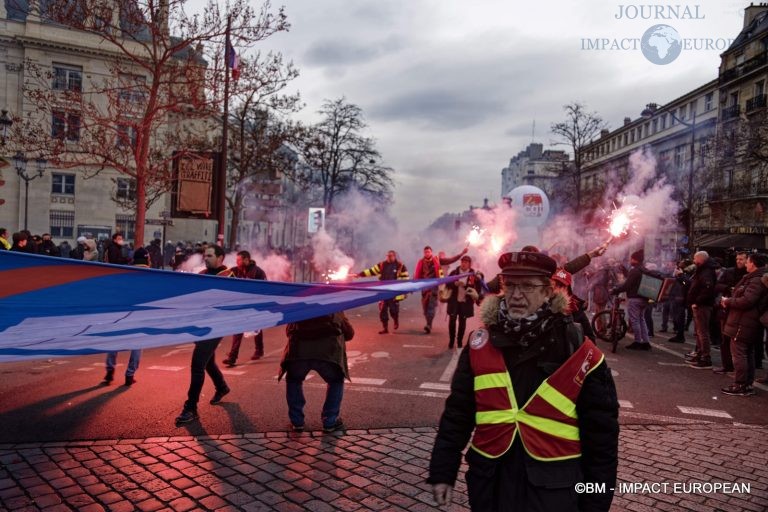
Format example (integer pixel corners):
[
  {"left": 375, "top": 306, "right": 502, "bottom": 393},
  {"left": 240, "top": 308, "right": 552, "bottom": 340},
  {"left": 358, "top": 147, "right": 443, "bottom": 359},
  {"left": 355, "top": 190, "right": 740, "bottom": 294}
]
[{"left": 0, "top": 251, "right": 468, "bottom": 362}]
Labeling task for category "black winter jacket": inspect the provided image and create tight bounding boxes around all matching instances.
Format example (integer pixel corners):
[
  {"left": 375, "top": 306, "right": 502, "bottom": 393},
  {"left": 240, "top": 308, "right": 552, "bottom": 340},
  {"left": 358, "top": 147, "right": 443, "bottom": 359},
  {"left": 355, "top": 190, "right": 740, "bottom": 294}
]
[
  {"left": 686, "top": 258, "right": 718, "bottom": 306},
  {"left": 428, "top": 294, "right": 619, "bottom": 512}
]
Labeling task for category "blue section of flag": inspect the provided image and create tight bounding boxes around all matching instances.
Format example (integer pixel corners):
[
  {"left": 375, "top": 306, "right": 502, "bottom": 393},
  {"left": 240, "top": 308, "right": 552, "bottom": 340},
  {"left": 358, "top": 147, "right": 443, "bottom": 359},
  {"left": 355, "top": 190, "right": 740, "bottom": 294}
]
[{"left": 0, "top": 251, "right": 469, "bottom": 362}]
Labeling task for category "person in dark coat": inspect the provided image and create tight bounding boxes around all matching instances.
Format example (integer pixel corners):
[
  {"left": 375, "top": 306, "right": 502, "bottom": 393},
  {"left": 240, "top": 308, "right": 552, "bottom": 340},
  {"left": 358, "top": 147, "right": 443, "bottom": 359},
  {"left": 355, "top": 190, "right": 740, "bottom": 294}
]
[
  {"left": 39, "top": 233, "right": 60, "bottom": 257},
  {"left": 175, "top": 245, "right": 234, "bottom": 426},
  {"left": 721, "top": 253, "right": 768, "bottom": 396},
  {"left": 105, "top": 232, "right": 130, "bottom": 265},
  {"left": 713, "top": 252, "right": 748, "bottom": 373},
  {"left": 445, "top": 255, "right": 484, "bottom": 349},
  {"left": 223, "top": 251, "right": 269, "bottom": 366},
  {"left": 428, "top": 251, "right": 619, "bottom": 512},
  {"left": 279, "top": 312, "right": 355, "bottom": 433},
  {"left": 686, "top": 251, "right": 719, "bottom": 369},
  {"left": 147, "top": 238, "right": 163, "bottom": 269}
]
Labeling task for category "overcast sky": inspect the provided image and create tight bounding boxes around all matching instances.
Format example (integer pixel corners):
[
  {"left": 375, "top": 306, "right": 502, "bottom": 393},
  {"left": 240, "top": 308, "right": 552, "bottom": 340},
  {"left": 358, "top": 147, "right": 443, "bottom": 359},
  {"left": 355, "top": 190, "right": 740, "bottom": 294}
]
[{"left": 190, "top": 0, "right": 747, "bottom": 234}]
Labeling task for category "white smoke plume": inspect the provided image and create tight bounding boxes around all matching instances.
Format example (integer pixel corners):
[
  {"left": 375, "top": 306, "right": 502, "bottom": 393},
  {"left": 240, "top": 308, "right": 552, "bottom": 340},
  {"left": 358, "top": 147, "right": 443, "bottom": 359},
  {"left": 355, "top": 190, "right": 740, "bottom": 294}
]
[{"left": 310, "top": 228, "right": 355, "bottom": 280}]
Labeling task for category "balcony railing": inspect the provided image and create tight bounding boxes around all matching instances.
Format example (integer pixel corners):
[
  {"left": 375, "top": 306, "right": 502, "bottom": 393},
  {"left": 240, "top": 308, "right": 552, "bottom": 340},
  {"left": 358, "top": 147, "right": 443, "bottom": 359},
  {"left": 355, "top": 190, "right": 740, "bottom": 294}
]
[
  {"left": 721, "top": 104, "right": 741, "bottom": 121},
  {"left": 708, "top": 183, "right": 768, "bottom": 200},
  {"left": 719, "top": 51, "right": 768, "bottom": 84},
  {"left": 747, "top": 94, "right": 767, "bottom": 112}
]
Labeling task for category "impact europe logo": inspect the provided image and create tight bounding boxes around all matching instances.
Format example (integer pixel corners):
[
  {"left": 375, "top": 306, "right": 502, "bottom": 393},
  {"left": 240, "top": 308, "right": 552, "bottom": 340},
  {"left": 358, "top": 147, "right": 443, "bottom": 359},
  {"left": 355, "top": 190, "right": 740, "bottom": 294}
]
[{"left": 580, "top": 4, "right": 734, "bottom": 65}]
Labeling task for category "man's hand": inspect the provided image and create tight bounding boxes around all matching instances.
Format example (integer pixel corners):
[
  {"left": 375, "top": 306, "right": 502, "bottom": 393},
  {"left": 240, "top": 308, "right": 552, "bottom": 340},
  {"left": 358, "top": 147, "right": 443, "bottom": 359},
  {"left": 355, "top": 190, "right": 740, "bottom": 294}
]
[
  {"left": 466, "top": 287, "right": 479, "bottom": 301},
  {"left": 588, "top": 244, "right": 608, "bottom": 258},
  {"left": 432, "top": 483, "right": 453, "bottom": 507},
  {"left": 461, "top": 245, "right": 469, "bottom": 255}
]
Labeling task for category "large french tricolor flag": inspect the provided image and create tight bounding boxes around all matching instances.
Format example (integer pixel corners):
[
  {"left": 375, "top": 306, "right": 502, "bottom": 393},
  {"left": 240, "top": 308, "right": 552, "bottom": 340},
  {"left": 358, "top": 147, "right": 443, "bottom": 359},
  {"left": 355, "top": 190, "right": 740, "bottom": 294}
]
[{"left": 0, "top": 251, "right": 463, "bottom": 362}]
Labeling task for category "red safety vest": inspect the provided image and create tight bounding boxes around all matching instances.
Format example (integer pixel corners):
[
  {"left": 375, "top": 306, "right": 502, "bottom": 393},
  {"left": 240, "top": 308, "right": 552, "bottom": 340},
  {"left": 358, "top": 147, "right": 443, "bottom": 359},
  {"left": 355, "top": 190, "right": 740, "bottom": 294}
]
[{"left": 468, "top": 330, "right": 604, "bottom": 461}]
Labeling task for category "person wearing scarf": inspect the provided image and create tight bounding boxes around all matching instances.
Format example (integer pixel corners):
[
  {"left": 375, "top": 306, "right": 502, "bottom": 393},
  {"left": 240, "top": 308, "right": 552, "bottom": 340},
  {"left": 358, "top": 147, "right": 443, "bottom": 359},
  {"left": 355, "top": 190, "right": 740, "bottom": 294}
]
[{"left": 428, "top": 251, "right": 619, "bottom": 512}]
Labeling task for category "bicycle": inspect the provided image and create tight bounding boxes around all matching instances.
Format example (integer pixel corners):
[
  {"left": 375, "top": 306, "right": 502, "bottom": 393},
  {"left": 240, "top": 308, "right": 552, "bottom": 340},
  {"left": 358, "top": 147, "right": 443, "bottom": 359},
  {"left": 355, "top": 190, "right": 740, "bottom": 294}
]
[{"left": 591, "top": 296, "right": 628, "bottom": 353}]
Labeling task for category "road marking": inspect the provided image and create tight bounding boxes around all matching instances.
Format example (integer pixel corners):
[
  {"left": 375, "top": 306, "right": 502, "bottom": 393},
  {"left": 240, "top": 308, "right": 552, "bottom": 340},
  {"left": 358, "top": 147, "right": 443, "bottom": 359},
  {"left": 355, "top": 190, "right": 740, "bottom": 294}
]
[
  {"left": 440, "top": 349, "right": 461, "bottom": 382},
  {"left": 77, "top": 367, "right": 96, "bottom": 372},
  {"left": 350, "top": 378, "right": 386, "bottom": 386},
  {"left": 605, "top": 357, "right": 619, "bottom": 362},
  {"left": 618, "top": 400, "right": 634, "bottom": 409},
  {"left": 657, "top": 362, "right": 690, "bottom": 367},
  {"left": 147, "top": 365, "right": 185, "bottom": 371},
  {"left": 676, "top": 406, "right": 733, "bottom": 419},
  {"left": 50, "top": 360, "right": 70, "bottom": 365},
  {"left": 620, "top": 410, "right": 713, "bottom": 424},
  {"left": 611, "top": 369, "right": 619, "bottom": 377},
  {"left": 371, "top": 352, "right": 389, "bottom": 359},
  {"left": 92, "top": 362, "right": 122, "bottom": 367},
  {"left": 313, "top": 383, "right": 447, "bottom": 399},
  {"left": 221, "top": 370, "right": 246, "bottom": 376},
  {"left": 420, "top": 382, "right": 451, "bottom": 391},
  {"left": 31, "top": 366, "right": 53, "bottom": 370},
  {"left": 403, "top": 344, "right": 434, "bottom": 348}
]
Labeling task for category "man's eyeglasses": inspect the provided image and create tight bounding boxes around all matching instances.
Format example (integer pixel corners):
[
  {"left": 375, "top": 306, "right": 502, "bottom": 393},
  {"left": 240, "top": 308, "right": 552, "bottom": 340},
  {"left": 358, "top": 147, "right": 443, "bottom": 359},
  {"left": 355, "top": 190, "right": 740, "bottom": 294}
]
[{"left": 501, "top": 281, "right": 549, "bottom": 293}]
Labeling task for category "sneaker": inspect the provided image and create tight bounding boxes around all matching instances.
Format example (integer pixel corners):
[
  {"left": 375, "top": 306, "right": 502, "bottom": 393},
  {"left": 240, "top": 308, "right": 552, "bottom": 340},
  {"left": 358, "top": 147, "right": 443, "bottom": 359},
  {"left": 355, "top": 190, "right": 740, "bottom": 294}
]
[
  {"left": 102, "top": 369, "right": 114, "bottom": 385},
  {"left": 291, "top": 424, "right": 305, "bottom": 432},
  {"left": 222, "top": 357, "right": 236, "bottom": 367},
  {"left": 721, "top": 384, "right": 756, "bottom": 396},
  {"left": 323, "top": 418, "right": 345, "bottom": 433},
  {"left": 393, "top": 319, "right": 399, "bottom": 330},
  {"left": 175, "top": 409, "right": 199, "bottom": 425},
  {"left": 712, "top": 367, "right": 733, "bottom": 375},
  {"left": 659, "top": 327, "right": 668, "bottom": 333},
  {"left": 667, "top": 336, "right": 685, "bottom": 343},
  {"left": 250, "top": 353, "right": 262, "bottom": 361},
  {"left": 689, "top": 359, "right": 712, "bottom": 369},
  {"left": 124, "top": 375, "right": 136, "bottom": 386},
  {"left": 210, "top": 386, "right": 231, "bottom": 405},
  {"left": 684, "top": 351, "right": 699, "bottom": 361},
  {"left": 378, "top": 328, "right": 389, "bottom": 334},
  {"left": 626, "top": 342, "right": 651, "bottom": 351},
  {"left": 424, "top": 325, "right": 431, "bottom": 334}
]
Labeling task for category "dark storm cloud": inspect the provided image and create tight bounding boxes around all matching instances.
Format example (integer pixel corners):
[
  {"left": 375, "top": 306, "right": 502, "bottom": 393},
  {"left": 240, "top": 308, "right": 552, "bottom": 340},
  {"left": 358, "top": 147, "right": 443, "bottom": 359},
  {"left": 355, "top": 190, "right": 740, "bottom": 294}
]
[
  {"left": 369, "top": 88, "right": 508, "bottom": 130},
  {"left": 304, "top": 36, "right": 404, "bottom": 66}
]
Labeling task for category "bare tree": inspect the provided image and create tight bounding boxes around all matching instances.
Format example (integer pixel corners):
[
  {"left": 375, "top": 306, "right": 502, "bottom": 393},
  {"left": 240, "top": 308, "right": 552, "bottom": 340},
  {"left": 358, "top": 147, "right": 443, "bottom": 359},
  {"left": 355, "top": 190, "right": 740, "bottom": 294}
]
[
  {"left": 551, "top": 102, "right": 608, "bottom": 211},
  {"left": 297, "top": 98, "right": 394, "bottom": 214},
  {"left": 14, "top": 0, "right": 288, "bottom": 246},
  {"left": 225, "top": 51, "right": 303, "bottom": 248}
]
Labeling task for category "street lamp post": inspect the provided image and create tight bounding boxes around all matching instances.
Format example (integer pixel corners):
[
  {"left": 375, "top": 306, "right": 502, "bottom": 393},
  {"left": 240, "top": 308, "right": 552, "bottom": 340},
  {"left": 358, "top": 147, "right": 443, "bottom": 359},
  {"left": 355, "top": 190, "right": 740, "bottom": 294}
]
[
  {"left": 12, "top": 152, "right": 47, "bottom": 231},
  {"left": 641, "top": 104, "right": 697, "bottom": 254}
]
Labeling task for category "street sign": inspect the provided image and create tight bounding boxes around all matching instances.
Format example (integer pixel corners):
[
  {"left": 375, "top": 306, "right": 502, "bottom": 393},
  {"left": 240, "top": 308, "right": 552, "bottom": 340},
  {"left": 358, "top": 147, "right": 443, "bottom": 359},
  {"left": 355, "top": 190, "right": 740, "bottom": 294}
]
[{"left": 146, "top": 219, "right": 173, "bottom": 226}]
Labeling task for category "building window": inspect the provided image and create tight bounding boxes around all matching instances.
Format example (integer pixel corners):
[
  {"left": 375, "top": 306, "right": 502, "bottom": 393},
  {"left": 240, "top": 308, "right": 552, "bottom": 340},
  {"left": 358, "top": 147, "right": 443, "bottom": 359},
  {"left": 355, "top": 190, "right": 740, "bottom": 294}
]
[
  {"left": 50, "top": 210, "right": 75, "bottom": 238},
  {"left": 52, "top": 111, "right": 81, "bottom": 141},
  {"left": 678, "top": 106, "right": 686, "bottom": 121},
  {"left": 51, "top": 173, "right": 75, "bottom": 195},
  {"left": 674, "top": 145, "right": 686, "bottom": 169},
  {"left": 652, "top": 119, "right": 658, "bottom": 134},
  {"left": 118, "top": 74, "right": 147, "bottom": 109},
  {"left": 660, "top": 114, "right": 667, "bottom": 129},
  {"left": 643, "top": 123, "right": 649, "bottom": 137},
  {"left": 116, "top": 178, "right": 136, "bottom": 200},
  {"left": 756, "top": 80, "right": 765, "bottom": 97},
  {"left": 116, "top": 124, "right": 138, "bottom": 148},
  {"left": 52, "top": 64, "right": 82, "bottom": 92},
  {"left": 704, "top": 92, "right": 714, "bottom": 111},
  {"left": 730, "top": 91, "right": 739, "bottom": 106},
  {"left": 115, "top": 214, "right": 135, "bottom": 240},
  {"left": 689, "top": 99, "right": 697, "bottom": 118},
  {"left": 735, "top": 51, "right": 745, "bottom": 66},
  {"left": 623, "top": 133, "right": 628, "bottom": 146}
]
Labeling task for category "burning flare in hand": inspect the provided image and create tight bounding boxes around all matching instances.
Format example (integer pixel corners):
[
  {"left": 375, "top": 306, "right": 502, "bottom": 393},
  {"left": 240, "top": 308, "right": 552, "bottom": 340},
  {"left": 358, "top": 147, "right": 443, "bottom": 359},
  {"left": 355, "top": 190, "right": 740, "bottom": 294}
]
[
  {"left": 326, "top": 265, "right": 351, "bottom": 282},
  {"left": 606, "top": 203, "right": 638, "bottom": 244},
  {"left": 466, "top": 226, "right": 486, "bottom": 247}
]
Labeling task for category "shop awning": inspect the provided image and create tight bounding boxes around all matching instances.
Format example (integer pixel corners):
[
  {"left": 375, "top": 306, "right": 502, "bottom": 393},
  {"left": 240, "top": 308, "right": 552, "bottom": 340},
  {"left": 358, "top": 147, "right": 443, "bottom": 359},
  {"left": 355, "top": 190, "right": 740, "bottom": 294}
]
[{"left": 695, "top": 233, "right": 767, "bottom": 250}]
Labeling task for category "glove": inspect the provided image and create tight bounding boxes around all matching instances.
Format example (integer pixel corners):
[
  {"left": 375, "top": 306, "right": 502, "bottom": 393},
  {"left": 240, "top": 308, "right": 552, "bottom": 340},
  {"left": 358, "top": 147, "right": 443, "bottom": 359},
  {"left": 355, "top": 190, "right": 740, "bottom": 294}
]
[
  {"left": 466, "top": 288, "right": 479, "bottom": 301},
  {"left": 432, "top": 483, "right": 453, "bottom": 507}
]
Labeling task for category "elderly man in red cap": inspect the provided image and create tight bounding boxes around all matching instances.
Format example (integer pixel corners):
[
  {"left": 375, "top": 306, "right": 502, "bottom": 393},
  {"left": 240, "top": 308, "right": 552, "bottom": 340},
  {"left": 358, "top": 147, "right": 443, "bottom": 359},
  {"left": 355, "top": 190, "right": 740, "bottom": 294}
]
[{"left": 428, "top": 251, "right": 619, "bottom": 512}]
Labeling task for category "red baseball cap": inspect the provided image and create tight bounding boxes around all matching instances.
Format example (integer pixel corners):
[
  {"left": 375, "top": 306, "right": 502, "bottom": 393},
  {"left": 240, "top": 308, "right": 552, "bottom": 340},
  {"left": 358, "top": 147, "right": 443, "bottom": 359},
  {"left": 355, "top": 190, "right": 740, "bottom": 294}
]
[{"left": 551, "top": 268, "right": 572, "bottom": 287}]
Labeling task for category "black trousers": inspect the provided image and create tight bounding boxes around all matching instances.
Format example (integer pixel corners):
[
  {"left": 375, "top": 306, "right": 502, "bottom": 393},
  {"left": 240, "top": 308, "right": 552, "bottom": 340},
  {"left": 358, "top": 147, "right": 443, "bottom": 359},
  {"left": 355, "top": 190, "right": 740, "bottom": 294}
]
[
  {"left": 184, "top": 338, "right": 227, "bottom": 411},
  {"left": 448, "top": 315, "right": 467, "bottom": 348}
]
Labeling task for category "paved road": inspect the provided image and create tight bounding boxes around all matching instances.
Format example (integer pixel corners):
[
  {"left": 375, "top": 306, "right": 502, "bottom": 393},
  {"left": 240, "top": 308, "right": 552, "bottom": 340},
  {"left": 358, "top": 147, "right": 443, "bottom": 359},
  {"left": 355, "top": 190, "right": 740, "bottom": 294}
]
[{"left": 1, "top": 302, "right": 768, "bottom": 511}]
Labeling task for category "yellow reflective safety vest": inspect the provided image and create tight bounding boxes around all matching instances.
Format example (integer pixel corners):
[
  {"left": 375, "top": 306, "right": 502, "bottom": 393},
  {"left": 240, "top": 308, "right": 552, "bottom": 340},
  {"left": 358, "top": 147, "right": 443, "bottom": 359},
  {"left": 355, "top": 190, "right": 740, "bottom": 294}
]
[{"left": 468, "top": 329, "right": 604, "bottom": 461}]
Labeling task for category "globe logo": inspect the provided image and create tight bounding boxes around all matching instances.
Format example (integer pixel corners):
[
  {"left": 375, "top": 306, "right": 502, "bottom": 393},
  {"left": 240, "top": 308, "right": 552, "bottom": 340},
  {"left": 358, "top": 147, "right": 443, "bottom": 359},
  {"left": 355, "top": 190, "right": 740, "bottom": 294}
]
[{"left": 641, "top": 24, "right": 682, "bottom": 65}]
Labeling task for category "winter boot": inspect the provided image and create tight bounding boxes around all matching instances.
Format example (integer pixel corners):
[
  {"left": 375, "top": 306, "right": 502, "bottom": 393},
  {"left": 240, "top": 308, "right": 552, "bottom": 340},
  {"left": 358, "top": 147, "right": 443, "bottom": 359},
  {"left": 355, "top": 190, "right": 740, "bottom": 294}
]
[{"left": 102, "top": 369, "right": 114, "bottom": 385}]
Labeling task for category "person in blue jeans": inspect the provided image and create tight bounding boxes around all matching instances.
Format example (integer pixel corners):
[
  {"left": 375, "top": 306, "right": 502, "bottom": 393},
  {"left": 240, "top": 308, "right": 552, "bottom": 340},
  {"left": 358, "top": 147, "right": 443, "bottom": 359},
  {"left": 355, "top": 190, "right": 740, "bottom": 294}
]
[
  {"left": 279, "top": 312, "right": 355, "bottom": 433},
  {"left": 611, "top": 249, "right": 651, "bottom": 350},
  {"left": 102, "top": 350, "right": 141, "bottom": 386}
]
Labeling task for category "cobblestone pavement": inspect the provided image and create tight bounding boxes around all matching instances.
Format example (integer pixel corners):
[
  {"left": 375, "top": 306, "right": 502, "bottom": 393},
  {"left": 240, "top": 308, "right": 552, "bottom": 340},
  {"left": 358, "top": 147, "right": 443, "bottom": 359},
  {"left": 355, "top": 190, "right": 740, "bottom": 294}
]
[{"left": 1, "top": 424, "right": 767, "bottom": 511}]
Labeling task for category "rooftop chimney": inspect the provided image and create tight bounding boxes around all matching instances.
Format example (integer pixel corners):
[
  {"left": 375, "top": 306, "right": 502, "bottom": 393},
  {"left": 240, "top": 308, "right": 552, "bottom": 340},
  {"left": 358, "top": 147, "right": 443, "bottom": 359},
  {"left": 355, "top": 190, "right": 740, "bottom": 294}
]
[
  {"left": 600, "top": 129, "right": 610, "bottom": 138},
  {"left": 744, "top": 2, "right": 768, "bottom": 28},
  {"left": 623, "top": 117, "right": 632, "bottom": 126}
]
